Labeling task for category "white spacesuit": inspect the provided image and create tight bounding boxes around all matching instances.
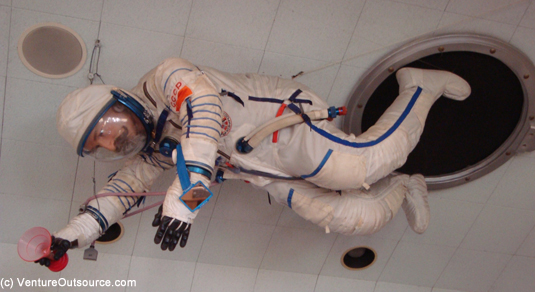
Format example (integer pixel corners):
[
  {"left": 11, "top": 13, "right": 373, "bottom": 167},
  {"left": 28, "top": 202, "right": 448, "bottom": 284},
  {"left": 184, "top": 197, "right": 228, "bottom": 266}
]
[{"left": 54, "top": 58, "right": 470, "bottom": 252}]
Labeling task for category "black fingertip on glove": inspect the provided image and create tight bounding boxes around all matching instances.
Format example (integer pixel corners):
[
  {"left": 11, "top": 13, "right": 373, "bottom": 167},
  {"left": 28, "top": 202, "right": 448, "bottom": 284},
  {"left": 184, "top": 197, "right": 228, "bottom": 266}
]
[
  {"left": 153, "top": 215, "right": 191, "bottom": 251},
  {"left": 50, "top": 236, "right": 71, "bottom": 260},
  {"left": 152, "top": 205, "right": 163, "bottom": 227},
  {"left": 161, "top": 219, "right": 179, "bottom": 251},
  {"left": 179, "top": 225, "right": 191, "bottom": 248},
  {"left": 167, "top": 222, "right": 186, "bottom": 252},
  {"left": 154, "top": 216, "right": 172, "bottom": 245},
  {"left": 35, "top": 258, "right": 51, "bottom": 267}
]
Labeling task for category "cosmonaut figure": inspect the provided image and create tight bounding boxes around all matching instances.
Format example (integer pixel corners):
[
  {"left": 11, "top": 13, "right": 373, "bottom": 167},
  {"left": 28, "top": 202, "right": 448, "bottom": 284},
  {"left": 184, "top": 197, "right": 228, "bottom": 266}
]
[{"left": 41, "top": 58, "right": 470, "bottom": 264}]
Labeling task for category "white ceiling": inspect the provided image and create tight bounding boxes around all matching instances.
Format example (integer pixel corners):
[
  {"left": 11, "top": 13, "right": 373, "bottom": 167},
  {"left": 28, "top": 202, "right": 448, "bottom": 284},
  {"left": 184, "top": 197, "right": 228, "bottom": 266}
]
[{"left": 1, "top": 0, "right": 535, "bottom": 292}]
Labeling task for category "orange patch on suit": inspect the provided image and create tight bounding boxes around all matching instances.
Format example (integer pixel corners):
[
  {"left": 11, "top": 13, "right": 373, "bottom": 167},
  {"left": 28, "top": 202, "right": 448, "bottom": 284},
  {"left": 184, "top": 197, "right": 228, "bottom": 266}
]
[{"left": 172, "top": 84, "right": 193, "bottom": 112}]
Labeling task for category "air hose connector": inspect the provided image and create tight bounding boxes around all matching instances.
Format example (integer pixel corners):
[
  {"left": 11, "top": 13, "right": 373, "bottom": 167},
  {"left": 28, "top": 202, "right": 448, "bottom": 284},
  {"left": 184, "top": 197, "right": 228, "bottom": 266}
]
[{"left": 236, "top": 136, "right": 254, "bottom": 154}]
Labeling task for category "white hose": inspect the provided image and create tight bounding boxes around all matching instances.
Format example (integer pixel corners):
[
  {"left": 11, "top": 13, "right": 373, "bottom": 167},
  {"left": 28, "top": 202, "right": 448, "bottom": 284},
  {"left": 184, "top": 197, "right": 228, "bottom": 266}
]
[{"left": 246, "top": 109, "right": 330, "bottom": 149}]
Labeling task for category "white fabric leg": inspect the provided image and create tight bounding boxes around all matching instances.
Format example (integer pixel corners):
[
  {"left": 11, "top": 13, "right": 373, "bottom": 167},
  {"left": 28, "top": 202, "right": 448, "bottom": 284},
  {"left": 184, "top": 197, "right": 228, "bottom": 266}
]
[
  {"left": 276, "top": 68, "right": 471, "bottom": 191},
  {"left": 356, "top": 68, "right": 471, "bottom": 184},
  {"left": 263, "top": 173, "right": 429, "bottom": 235}
]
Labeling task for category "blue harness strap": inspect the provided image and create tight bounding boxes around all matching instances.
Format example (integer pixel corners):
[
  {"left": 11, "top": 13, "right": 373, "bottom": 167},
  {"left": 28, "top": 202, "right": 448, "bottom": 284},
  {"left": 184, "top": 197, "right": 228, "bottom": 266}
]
[
  {"left": 222, "top": 90, "right": 245, "bottom": 107},
  {"left": 154, "top": 109, "right": 169, "bottom": 142},
  {"left": 175, "top": 144, "right": 191, "bottom": 190},
  {"left": 287, "top": 189, "right": 294, "bottom": 209}
]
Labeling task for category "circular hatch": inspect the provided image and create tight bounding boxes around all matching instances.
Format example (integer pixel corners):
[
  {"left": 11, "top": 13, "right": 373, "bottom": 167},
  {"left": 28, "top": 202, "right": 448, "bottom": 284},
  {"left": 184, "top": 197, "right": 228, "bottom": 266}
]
[{"left": 343, "top": 34, "right": 535, "bottom": 189}]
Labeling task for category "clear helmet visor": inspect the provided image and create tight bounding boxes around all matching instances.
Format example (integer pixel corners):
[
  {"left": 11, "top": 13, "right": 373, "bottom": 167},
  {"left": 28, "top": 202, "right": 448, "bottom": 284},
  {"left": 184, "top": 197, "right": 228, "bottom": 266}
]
[{"left": 82, "top": 102, "right": 148, "bottom": 161}]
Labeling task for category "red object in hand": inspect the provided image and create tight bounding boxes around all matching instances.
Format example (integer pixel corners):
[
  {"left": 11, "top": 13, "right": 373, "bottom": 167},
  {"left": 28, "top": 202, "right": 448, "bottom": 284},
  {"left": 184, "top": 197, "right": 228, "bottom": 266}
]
[{"left": 18, "top": 227, "right": 68, "bottom": 272}]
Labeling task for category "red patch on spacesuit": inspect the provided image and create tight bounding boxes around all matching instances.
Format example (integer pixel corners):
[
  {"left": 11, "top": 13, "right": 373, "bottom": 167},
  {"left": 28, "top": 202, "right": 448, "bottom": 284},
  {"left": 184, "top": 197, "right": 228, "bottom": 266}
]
[
  {"left": 221, "top": 111, "right": 232, "bottom": 137},
  {"left": 170, "top": 81, "right": 192, "bottom": 112}
]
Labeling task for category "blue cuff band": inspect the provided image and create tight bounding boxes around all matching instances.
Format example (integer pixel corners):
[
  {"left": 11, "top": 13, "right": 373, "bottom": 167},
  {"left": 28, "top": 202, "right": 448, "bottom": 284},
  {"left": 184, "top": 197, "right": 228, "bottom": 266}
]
[{"left": 186, "top": 165, "right": 212, "bottom": 180}]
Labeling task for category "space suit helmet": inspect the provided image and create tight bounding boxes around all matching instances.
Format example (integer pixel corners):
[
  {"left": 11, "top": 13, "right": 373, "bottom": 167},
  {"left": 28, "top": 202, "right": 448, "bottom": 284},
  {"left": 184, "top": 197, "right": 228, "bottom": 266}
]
[{"left": 57, "top": 85, "right": 154, "bottom": 161}]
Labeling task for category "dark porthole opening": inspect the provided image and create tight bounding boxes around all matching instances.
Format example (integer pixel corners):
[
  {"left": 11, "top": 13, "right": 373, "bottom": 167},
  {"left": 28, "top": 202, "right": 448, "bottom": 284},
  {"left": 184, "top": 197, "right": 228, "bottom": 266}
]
[
  {"left": 96, "top": 222, "right": 124, "bottom": 244},
  {"left": 361, "top": 51, "right": 524, "bottom": 177},
  {"left": 341, "top": 247, "right": 376, "bottom": 270}
]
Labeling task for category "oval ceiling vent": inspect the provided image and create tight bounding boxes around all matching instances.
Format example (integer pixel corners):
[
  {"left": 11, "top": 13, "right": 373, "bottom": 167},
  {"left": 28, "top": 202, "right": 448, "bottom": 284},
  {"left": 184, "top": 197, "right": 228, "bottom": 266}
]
[
  {"left": 18, "top": 22, "right": 87, "bottom": 79},
  {"left": 341, "top": 246, "right": 376, "bottom": 270}
]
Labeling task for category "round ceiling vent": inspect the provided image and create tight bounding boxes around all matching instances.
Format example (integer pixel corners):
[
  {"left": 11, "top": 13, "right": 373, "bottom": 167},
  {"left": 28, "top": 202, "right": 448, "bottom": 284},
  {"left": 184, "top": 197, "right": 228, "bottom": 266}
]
[
  {"left": 341, "top": 246, "right": 376, "bottom": 270},
  {"left": 343, "top": 34, "right": 535, "bottom": 190},
  {"left": 18, "top": 22, "right": 87, "bottom": 79}
]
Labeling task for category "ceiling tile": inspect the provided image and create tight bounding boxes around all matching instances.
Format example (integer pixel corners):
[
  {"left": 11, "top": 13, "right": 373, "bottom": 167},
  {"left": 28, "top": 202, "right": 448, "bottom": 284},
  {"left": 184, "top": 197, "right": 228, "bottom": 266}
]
[
  {"left": 0, "top": 242, "right": 60, "bottom": 291},
  {"left": 375, "top": 282, "right": 432, "bottom": 292},
  {"left": 0, "top": 193, "right": 71, "bottom": 245},
  {"left": 379, "top": 241, "right": 456, "bottom": 287},
  {"left": 346, "top": 0, "right": 443, "bottom": 66},
  {"left": 435, "top": 248, "right": 511, "bottom": 292},
  {"left": 59, "top": 248, "right": 131, "bottom": 284},
  {"left": 0, "top": 6, "right": 9, "bottom": 77},
  {"left": 97, "top": 22, "right": 184, "bottom": 89},
  {"left": 261, "top": 226, "right": 337, "bottom": 274},
  {"left": 516, "top": 226, "right": 535, "bottom": 257},
  {"left": 0, "top": 139, "right": 77, "bottom": 200},
  {"left": 254, "top": 270, "right": 317, "bottom": 292},
  {"left": 186, "top": 0, "right": 279, "bottom": 50},
  {"left": 520, "top": 1, "right": 535, "bottom": 28},
  {"left": 181, "top": 38, "right": 264, "bottom": 74},
  {"left": 315, "top": 275, "right": 376, "bottom": 292},
  {"left": 128, "top": 256, "right": 195, "bottom": 292},
  {"left": 391, "top": 0, "right": 450, "bottom": 11},
  {"left": 490, "top": 256, "right": 535, "bottom": 292},
  {"left": 266, "top": 0, "right": 365, "bottom": 62},
  {"left": 446, "top": 0, "right": 530, "bottom": 25},
  {"left": 12, "top": 0, "right": 103, "bottom": 20},
  {"left": 510, "top": 27, "right": 535, "bottom": 69},
  {"left": 401, "top": 196, "right": 484, "bottom": 248},
  {"left": 0, "top": 77, "right": 4, "bottom": 134},
  {"left": 102, "top": 0, "right": 191, "bottom": 36},
  {"left": 460, "top": 204, "right": 535, "bottom": 254},
  {"left": 198, "top": 218, "right": 275, "bottom": 269},
  {"left": 3, "top": 78, "right": 76, "bottom": 147},
  {"left": 487, "top": 156, "right": 535, "bottom": 210},
  {"left": 435, "top": 12, "right": 517, "bottom": 41},
  {"left": 191, "top": 263, "right": 257, "bottom": 292},
  {"left": 259, "top": 52, "right": 340, "bottom": 100},
  {"left": 432, "top": 289, "right": 466, "bottom": 292}
]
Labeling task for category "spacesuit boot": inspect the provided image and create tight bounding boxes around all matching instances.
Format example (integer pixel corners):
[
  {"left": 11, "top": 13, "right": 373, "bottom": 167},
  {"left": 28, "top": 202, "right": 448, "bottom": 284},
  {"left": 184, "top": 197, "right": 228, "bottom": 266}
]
[
  {"left": 396, "top": 67, "right": 471, "bottom": 101},
  {"left": 401, "top": 174, "right": 430, "bottom": 234},
  {"left": 394, "top": 67, "right": 471, "bottom": 129}
]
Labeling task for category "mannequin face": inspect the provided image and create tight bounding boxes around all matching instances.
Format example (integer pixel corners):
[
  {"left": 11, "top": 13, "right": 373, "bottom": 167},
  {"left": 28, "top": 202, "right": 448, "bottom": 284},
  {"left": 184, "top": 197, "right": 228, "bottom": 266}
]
[{"left": 83, "top": 103, "right": 145, "bottom": 154}]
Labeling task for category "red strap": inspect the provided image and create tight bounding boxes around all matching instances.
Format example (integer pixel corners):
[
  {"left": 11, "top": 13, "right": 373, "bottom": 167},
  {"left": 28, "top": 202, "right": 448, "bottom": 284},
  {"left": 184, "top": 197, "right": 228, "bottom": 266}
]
[{"left": 272, "top": 104, "right": 287, "bottom": 143}]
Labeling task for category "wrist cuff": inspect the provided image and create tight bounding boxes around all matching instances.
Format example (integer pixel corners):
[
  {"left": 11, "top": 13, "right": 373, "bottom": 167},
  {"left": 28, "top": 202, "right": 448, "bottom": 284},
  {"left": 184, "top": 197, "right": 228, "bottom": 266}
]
[{"left": 186, "top": 165, "right": 212, "bottom": 180}]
